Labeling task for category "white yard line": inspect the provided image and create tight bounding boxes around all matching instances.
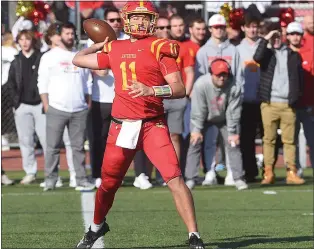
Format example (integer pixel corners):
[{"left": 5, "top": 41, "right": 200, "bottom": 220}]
[
  {"left": 2, "top": 188, "right": 313, "bottom": 197},
  {"left": 80, "top": 192, "right": 105, "bottom": 249}
]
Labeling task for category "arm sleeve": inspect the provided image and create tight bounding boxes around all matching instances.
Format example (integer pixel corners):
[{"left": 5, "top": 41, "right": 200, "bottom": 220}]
[
  {"left": 97, "top": 53, "right": 111, "bottom": 69},
  {"left": 159, "top": 56, "right": 180, "bottom": 76},
  {"left": 190, "top": 77, "right": 208, "bottom": 133},
  {"left": 235, "top": 47, "right": 244, "bottom": 90},
  {"left": 226, "top": 84, "right": 242, "bottom": 135},
  {"left": 253, "top": 38, "right": 270, "bottom": 64},
  {"left": 7, "top": 61, "right": 19, "bottom": 108},
  {"left": 37, "top": 54, "right": 49, "bottom": 94},
  {"left": 82, "top": 69, "right": 93, "bottom": 95}
]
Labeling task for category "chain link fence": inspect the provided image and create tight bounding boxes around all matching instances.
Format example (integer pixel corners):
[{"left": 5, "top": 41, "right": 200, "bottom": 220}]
[{"left": 1, "top": 83, "right": 18, "bottom": 149}]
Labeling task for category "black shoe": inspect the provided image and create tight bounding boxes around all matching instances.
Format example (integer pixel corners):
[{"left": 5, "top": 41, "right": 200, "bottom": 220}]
[
  {"left": 188, "top": 234, "right": 205, "bottom": 249},
  {"left": 75, "top": 222, "right": 110, "bottom": 248}
]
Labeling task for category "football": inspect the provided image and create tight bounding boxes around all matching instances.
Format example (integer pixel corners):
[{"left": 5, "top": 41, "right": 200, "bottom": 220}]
[{"left": 83, "top": 18, "right": 117, "bottom": 43}]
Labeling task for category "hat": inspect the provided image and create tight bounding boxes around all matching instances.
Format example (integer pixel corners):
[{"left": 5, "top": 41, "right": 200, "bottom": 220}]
[
  {"left": 211, "top": 60, "right": 230, "bottom": 75},
  {"left": 287, "top": 21, "right": 303, "bottom": 34},
  {"left": 208, "top": 14, "right": 226, "bottom": 27}
]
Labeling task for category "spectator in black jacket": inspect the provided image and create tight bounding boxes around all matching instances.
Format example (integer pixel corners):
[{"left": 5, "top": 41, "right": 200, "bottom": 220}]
[
  {"left": 253, "top": 22, "right": 305, "bottom": 185},
  {"left": 8, "top": 30, "right": 46, "bottom": 185}
]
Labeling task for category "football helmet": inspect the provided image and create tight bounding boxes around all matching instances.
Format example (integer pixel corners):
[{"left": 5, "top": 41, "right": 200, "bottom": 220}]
[{"left": 121, "top": 1, "right": 159, "bottom": 38}]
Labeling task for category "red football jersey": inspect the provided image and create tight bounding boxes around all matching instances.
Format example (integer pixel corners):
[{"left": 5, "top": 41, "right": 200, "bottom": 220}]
[
  {"left": 184, "top": 39, "right": 201, "bottom": 61},
  {"left": 97, "top": 37, "right": 180, "bottom": 119},
  {"left": 175, "top": 40, "right": 195, "bottom": 85}
]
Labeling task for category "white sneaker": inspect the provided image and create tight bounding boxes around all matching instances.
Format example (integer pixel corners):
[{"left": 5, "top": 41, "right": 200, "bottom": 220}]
[
  {"left": 40, "top": 177, "right": 63, "bottom": 188},
  {"left": 20, "top": 174, "right": 36, "bottom": 184},
  {"left": 1, "top": 174, "right": 14, "bottom": 185},
  {"left": 75, "top": 182, "right": 95, "bottom": 191},
  {"left": 202, "top": 171, "right": 217, "bottom": 186},
  {"left": 224, "top": 173, "right": 235, "bottom": 186},
  {"left": 95, "top": 178, "right": 102, "bottom": 188},
  {"left": 1, "top": 136, "right": 10, "bottom": 151},
  {"left": 69, "top": 176, "right": 77, "bottom": 188},
  {"left": 186, "top": 179, "right": 195, "bottom": 190},
  {"left": 133, "top": 173, "right": 153, "bottom": 190},
  {"left": 235, "top": 179, "right": 248, "bottom": 190}
]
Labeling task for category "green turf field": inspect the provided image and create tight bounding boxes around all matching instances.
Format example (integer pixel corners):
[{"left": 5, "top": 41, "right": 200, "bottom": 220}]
[{"left": 2, "top": 169, "right": 314, "bottom": 249}]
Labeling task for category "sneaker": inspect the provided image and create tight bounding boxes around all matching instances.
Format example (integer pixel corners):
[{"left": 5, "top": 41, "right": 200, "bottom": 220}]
[
  {"left": 186, "top": 179, "right": 196, "bottom": 190},
  {"left": 76, "top": 222, "right": 110, "bottom": 248},
  {"left": 188, "top": 234, "right": 205, "bottom": 249},
  {"left": 1, "top": 174, "right": 14, "bottom": 185},
  {"left": 235, "top": 179, "right": 248, "bottom": 190},
  {"left": 1, "top": 136, "right": 10, "bottom": 151},
  {"left": 202, "top": 171, "right": 217, "bottom": 186},
  {"left": 133, "top": 173, "right": 153, "bottom": 190},
  {"left": 75, "top": 182, "right": 95, "bottom": 191},
  {"left": 70, "top": 176, "right": 77, "bottom": 188},
  {"left": 20, "top": 174, "right": 36, "bottom": 184},
  {"left": 224, "top": 173, "right": 235, "bottom": 186},
  {"left": 40, "top": 177, "right": 63, "bottom": 188},
  {"left": 95, "top": 178, "right": 102, "bottom": 189}
]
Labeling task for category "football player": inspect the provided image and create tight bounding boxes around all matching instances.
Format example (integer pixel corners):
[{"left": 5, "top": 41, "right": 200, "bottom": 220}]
[{"left": 73, "top": 1, "right": 205, "bottom": 248}]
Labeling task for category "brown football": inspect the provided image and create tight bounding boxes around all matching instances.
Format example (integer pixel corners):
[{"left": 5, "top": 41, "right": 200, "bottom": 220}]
[{"left": 83, "top": 18, "right": 117, "bottom": 43}]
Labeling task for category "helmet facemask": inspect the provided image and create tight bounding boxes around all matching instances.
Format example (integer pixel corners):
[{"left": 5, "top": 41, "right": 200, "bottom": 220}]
[{"left": 122, "top": 11, "right": 158, "bottom": 38}]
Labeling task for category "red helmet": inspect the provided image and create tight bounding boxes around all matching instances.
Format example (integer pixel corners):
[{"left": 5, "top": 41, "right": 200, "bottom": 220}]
[{"left": 121, "top": 1, "right": 159, "bottom": 38}]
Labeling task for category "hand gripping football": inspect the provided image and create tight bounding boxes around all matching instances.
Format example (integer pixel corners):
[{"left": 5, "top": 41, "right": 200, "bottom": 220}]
[{"left": 83, "top": 18, "right": 117, "bottom": 43}]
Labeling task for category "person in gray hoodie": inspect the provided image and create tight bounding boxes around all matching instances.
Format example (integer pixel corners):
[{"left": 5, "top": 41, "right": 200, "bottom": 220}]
[
  {"left": 236, "top": 13, "right": 262, "bottom": 182},
  {"left": 185, "top": 58, "right": 248, "bottom": 191},
  {"left": 193, "top": 14, "right": 241, "bottom": 185}
]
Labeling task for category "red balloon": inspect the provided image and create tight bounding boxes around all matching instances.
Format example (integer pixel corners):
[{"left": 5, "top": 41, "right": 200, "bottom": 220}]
[
  {"left": 229, "top": 8, "right": 244, "bottom": 30},
  {"left": 280, "top": 8, "right": 295, "bottom": 27}
]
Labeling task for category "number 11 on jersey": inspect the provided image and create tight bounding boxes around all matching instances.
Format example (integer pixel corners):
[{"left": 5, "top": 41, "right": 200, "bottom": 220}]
[{"left": 120, "top": 61, "right": 137, "bottom": 90}]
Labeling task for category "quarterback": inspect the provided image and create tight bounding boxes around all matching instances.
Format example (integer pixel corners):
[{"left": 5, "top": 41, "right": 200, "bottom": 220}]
[{"left": 73, "top": 1, "right": 205, "bottom": 249}]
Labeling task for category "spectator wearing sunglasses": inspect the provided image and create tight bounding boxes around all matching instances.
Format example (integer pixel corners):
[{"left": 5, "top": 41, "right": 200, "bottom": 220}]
[
  {"left": 155, "top": 16, "right": 170, "bottom": 39},
  {"left": 86, "top": 7, "right": 129, "bottom": 189}
]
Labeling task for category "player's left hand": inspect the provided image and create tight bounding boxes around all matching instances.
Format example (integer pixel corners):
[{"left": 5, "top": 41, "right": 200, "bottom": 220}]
[
  {"left": 127, "top": 80, "right": 154, "bottom": 98},
  {"left": 228, "top": 134, "right": 240, "bottom": 147}
]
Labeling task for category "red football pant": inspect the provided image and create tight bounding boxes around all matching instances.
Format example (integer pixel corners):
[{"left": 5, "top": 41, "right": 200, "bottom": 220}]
[{"left": 94, "top": 117, "right": 182, "bottom": 224}]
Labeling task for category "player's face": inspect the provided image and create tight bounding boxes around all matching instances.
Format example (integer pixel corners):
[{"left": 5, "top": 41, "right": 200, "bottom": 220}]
[
  {"left": 106, "top": 11, "right": 122, "bottom": 34},
  {"left": 210, "top": 26, "right": 226, "bottom": 40},
  {"left": 242, "top": 22, "right": 259, "bottom": 39},
  {"left": 170, "top": 18, "right": 185, "bottom": 39},
  {"left": 212, "top": 73, "right": 228, "bottom": 88},
  {"left": 18, "top": 35, "right": 32, "bottom": 52},
  {"left": 60, "top": 28, "right": 75, "bottom": 48},
  {"left": 129, "top": 14, "right": 151, "bottom": 34},
  {"left": 156, "top": 18, "right": 170, "bottom": 39},
  {"left": 189, "top": 22, "right": 206, "bottom": 42},
  {"left": 287, "top": 32, "right": 303, "bottom": 46},
  {"left": 304, "top": 15, "right": 314, "bottom": 34}
]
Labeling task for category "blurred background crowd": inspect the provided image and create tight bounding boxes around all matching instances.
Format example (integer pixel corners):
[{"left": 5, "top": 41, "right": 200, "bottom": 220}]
[{"left": 1, "top": 1, "right": 313, "bottom": 190}]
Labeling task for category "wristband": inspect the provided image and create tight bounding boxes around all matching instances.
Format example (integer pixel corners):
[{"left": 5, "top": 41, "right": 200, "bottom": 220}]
[{"left": 152, "top": 85, "right": 172, "bottom": 97}]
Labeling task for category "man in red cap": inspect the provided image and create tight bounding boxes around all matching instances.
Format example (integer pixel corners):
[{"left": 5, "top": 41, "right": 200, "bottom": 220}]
[{"left": 185, "top": 58, "right": 248, "bottom": 191}]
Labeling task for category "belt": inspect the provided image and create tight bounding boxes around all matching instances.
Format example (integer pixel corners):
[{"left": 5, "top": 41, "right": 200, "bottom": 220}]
[{"left": 111, "top": 115, "right": 164, "bottom": 125}]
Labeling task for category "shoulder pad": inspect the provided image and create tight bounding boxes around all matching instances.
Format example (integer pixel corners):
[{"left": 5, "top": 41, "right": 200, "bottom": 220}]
[
  {"left": 150, "top": 39, "right": 180, "bottom": 60},
  {"left": 102, "top": 41, "right": 114, "bottom": 54}
]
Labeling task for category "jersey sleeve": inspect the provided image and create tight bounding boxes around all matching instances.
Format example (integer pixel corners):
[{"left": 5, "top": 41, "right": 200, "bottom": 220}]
[
  {"left": 150, "top": 39, "right": 180, "bottom": 61},
  {"left": 97, "top": 53, "right": 111, "bottom": 69},
  {"left": 159, "top": 56, "right": 180, "bottom": 76}
]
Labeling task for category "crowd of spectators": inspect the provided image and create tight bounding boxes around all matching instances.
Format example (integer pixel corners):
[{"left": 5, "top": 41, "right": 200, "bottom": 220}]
[{"left": 1, "top": 1, "right": 313, "bottom": 190}]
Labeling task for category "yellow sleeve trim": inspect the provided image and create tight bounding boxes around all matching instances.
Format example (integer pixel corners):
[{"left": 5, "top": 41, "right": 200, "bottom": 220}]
[
  {"left": 151, "top": 38, "right": 165, "bottom": 54},
  {"left": 156, "top": 41, "right": 167, "bottom": 61}
]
